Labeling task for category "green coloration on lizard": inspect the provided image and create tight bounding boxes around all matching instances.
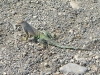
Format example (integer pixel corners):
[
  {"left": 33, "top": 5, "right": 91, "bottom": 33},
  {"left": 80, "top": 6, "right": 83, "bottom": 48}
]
[{"left": 17, "top": 21, "right": 89, "bottom": 50}]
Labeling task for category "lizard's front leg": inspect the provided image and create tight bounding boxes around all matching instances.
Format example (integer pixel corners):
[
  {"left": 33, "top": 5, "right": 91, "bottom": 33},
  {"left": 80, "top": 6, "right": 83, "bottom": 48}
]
[
  {"left": 40, "top": 39, "right": 48, "bottom": 49},
  {"left": 33, "top": 36, "right": 38, "bottom": 43}
]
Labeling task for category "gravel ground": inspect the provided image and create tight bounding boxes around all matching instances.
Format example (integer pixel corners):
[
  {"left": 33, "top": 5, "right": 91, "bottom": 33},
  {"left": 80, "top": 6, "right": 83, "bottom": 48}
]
[{"left": 0, "top": 0, "right": 100, "bottom": 75}]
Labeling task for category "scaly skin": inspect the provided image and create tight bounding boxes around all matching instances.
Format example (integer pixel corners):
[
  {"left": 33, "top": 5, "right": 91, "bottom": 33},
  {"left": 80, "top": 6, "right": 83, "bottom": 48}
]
[{"left": 17, "top": 20, "right": 89, "bottom": 50}]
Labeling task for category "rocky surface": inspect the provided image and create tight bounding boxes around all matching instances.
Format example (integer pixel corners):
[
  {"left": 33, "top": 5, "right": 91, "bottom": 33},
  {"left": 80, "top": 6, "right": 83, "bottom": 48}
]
[{"left": 0, "top": 0, "right": 100, "bottom": 75}]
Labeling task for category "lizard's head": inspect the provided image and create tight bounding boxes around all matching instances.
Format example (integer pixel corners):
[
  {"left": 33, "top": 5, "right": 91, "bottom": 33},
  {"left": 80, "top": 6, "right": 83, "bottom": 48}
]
[{"left": 16, "top": 20, "right": 26, "bottom": 25}]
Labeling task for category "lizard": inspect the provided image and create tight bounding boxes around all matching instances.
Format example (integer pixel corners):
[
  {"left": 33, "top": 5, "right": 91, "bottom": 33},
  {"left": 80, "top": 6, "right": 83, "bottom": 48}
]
[{"left": 16, "top": 20, "right": 89, "bottom": 50}]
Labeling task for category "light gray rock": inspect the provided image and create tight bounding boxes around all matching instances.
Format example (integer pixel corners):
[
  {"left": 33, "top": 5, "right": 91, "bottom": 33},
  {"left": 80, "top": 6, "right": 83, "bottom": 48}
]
[{"left": 59, "top": 63, "right": 87, "bottom": 75}]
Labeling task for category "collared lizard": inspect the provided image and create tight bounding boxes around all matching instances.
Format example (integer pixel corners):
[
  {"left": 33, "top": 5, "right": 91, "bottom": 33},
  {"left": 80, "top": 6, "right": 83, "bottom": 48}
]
[{"left": 17, "top": 20, "right": 89, "bottom": 50}]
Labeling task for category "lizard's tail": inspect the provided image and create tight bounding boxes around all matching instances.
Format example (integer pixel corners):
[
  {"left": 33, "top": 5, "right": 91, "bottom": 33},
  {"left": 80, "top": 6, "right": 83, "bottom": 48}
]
[{"left": 48, "top": 39, "right": 89, "bottom": 50}]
